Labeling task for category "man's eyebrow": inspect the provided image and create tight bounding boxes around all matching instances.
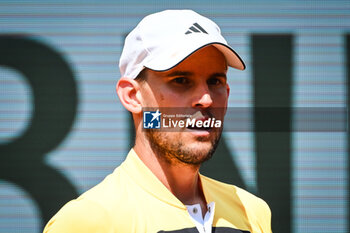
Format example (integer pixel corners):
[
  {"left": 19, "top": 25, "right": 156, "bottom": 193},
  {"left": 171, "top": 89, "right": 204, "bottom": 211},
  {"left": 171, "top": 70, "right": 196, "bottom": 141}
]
[
  {"left": 210, "top": 72, "right": 227, "bottom": 79},
  {"left": 165, "top": 71, "right": 194, "bottom": 77}
]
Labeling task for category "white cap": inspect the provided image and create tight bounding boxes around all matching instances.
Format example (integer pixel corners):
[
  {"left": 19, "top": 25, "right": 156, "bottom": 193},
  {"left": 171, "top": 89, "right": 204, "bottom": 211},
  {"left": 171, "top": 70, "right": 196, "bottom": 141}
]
[{"left": 119, "top": 9, "right": 245, "bottom": 79}]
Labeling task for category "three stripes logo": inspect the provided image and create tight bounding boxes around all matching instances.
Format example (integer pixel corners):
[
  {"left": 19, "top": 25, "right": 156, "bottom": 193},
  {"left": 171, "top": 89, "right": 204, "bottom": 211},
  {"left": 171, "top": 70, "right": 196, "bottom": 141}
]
[{"left": 185, "top": 23, "right": 208, "bottom": 35}]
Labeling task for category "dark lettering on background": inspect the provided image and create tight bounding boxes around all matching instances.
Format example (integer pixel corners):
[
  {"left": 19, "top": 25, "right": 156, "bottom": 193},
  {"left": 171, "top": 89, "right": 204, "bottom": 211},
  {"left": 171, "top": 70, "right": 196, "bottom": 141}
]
[
  {"left": 0, "top": 36, "right": 78, "bottom": 228},
  {"left": 252, "top": 34, "right": 293, "bottom": 233}
]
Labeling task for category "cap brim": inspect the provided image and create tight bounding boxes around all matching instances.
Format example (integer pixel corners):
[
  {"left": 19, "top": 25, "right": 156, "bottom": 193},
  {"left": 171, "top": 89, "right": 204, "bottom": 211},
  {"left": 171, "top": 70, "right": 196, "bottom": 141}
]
[{"left": 144, "top": 42, "right": 245, "bottom": 72}]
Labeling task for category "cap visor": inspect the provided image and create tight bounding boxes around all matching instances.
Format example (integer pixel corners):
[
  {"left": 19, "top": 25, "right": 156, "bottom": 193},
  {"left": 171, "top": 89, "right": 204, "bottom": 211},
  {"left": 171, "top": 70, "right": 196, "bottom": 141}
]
[{"left": 144, "top": 41, "right": 245, "bottom": 72}]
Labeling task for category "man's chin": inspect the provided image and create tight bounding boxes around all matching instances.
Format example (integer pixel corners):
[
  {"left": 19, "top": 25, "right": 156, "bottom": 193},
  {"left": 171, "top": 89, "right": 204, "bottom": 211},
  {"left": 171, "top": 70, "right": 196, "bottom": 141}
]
[
  {"left": 186, "top": 141, "right": 213, "bottom": 153},
  {"left": 146, "top": 129, "right": 221, "bottom": 165},
  {"left": 173, "top": 143, "right": 217, "bottom": 165}
]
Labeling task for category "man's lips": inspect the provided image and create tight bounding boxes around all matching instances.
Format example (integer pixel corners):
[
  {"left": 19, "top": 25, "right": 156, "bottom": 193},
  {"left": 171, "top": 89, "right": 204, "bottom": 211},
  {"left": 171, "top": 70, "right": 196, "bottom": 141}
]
[{"left": 186, "top": 115, "right": 212, "bottom": 131}]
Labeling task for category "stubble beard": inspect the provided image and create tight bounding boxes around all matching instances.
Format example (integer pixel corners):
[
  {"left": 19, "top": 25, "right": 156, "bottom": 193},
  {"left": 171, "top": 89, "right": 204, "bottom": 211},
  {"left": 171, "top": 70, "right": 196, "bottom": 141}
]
[{"left": 145, "top": 128, "right": 223, "bottom": 166}]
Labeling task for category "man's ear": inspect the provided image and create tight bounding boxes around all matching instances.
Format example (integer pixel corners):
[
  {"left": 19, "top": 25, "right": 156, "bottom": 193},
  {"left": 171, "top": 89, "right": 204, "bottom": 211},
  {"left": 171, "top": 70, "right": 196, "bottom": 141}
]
[{"left": 116, "top": 77, "right": 142, "bottom": 114}]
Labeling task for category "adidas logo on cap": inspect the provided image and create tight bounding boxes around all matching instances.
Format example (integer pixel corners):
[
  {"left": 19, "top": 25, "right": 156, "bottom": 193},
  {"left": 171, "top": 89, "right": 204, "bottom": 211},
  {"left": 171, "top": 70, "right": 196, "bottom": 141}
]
[{"left": 185, "top": 23, "right": 208, "bottom": 35}]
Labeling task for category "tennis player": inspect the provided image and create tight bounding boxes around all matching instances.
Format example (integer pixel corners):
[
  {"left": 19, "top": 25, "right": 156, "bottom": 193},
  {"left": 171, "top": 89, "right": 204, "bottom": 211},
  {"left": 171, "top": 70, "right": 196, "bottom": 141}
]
[{"left": 44, "top": 9, "right": 272, "bottom": 233}]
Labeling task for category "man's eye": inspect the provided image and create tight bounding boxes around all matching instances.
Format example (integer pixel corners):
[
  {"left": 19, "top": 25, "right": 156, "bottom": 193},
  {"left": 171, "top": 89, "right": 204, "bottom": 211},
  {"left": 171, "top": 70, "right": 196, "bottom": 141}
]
[
  {"left": 172, "top": 77, "right": 189, "bottom": 85},
  {"left": 207, "top": 78, "right": 222, "bottom": 85}
]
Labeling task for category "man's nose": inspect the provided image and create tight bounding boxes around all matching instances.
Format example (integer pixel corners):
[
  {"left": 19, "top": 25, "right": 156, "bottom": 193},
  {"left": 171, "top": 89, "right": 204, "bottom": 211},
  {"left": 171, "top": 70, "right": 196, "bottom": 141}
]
[{"left": 192, "top": 84, "right": 213, "bottom": 108}]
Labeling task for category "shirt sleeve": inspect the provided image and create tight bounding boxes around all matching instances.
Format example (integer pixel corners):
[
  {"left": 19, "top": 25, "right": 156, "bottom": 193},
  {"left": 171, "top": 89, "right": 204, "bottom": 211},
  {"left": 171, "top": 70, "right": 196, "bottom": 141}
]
[
  {"left": 43, "top": 199, "right": 113, "bottom": 233},
  {"left": 234, "top": 186, "right": 273, "bottom": 233},
  {"left": 257, "top": 198, "right": 273, "bottom": 233}
]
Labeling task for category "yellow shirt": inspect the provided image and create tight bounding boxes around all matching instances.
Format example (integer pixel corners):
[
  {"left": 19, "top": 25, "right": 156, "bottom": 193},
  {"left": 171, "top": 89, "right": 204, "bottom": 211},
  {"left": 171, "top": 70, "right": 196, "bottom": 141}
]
[{"left": 44, "top": 149, "right": 272, "bottom": 233}]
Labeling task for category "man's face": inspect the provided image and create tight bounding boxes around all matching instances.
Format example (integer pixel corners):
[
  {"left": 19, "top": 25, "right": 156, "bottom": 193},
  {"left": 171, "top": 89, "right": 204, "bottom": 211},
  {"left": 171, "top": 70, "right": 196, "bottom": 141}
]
[{"left": 139, "top": 45, "right": 229, "bottom": 165}]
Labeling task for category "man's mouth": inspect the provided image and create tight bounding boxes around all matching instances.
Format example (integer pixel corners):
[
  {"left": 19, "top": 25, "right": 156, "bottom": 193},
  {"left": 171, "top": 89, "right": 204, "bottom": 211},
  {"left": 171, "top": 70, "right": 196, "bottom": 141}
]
[{"left": 186, "top": 112, "right": 212, "bottom": 131}]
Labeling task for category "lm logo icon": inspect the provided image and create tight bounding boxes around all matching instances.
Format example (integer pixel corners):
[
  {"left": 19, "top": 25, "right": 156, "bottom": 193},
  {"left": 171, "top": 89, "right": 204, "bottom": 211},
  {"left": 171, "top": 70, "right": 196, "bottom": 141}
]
[{"left": 143, "top": 110, "right": 162, "bottom": 129}]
